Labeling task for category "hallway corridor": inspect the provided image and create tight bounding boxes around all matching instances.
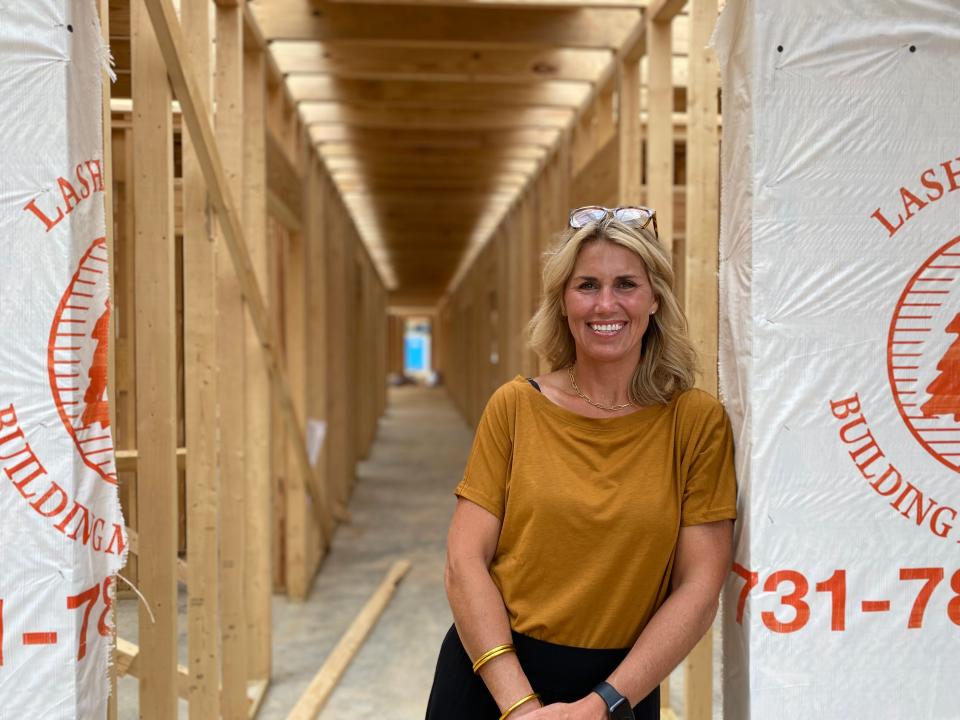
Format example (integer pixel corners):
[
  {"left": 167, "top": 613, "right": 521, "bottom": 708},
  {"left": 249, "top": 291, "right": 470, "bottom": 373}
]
[{"left": 260, "top": 385, "right": 469, "bottom": 718}]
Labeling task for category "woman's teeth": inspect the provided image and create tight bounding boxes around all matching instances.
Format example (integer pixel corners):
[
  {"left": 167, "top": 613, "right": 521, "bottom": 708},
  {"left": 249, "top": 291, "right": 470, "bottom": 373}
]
[{"left": 589, "top": 322, "right": 624, "bottom": 334}]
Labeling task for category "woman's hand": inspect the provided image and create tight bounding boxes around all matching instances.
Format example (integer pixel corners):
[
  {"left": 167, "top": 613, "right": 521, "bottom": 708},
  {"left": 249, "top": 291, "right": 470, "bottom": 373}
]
[{"left": 518, "top": 694, "right": 607, "bottom": 720}]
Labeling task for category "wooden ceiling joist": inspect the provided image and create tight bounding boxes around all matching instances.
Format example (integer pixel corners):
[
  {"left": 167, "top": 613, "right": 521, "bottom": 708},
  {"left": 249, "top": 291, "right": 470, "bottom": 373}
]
[
  {"left": 324, "top": 157, "right": 540, "bottom": 174},
  {"left": 320, "top": 144, "right": 548, "bottom": 162},
  {"left": 271, "top": 43, "right": 613, "bottom": 83},
  {"left": 309, "top": 125, "right": 561, "bottom": 148},
  {"left": 251, "top": 1, "right": 640, "bottom": 48},
  {"left": 328, "top": 0, "right": 649, "bottom": 7},
  {"left": 300, "top": 102, "right": 573, "bottom": 130},
  {"left": 286, "top": 76, "right": 591, "bottom": 108}
]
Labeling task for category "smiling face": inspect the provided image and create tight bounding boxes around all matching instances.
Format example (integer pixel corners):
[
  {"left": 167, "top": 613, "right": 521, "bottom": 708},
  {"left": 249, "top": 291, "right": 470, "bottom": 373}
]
[{"left": 563, "top": 239, "right": 659, "bottom": 365}]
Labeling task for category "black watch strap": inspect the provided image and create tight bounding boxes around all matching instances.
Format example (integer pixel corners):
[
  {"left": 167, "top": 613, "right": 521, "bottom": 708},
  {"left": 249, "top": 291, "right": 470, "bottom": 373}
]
[{"left": 592, "top": 681, "right": 634, "bottom": 720}]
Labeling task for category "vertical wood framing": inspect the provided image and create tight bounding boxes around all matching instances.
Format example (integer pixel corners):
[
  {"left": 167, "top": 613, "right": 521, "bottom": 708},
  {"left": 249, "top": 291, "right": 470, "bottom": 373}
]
[
  {"left": 214, "top": 5, "right": 249, "bottom": 715},
  {"left": 131, "top": 1, "right": 178, "bottom": 715},
  {"left": 683, "top": 0, "right": 721, "bottom": 716},
  {"left": 684, "top": 0, "right": 720, "bottom": 394},
  {"left": 305, "top": 158, "right": 332, "bottom": 545},
  {"left": 181, "top": 0, "right": 221, "bottom": 715},
  {"left": 268, "top": 217, "right": 288, "bottom": 592},
  {"left": 617, "top": 55, "right": 643, "bottom": 204},
  {"left": 646, "top": 17, "right": 675, "bottom": 256},
  {"left": 243, "top": 43, "right": 272, "bottom": 681},
  {"left": 284, "top": 229, "right": 311, "bottom": 600}
]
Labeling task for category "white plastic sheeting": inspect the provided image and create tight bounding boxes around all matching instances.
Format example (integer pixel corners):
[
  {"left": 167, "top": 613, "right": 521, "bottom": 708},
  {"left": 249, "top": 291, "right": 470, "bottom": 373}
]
[
  {"left": 0, "top": 2, "right": 124, "bottom": 718},
  {"left": 717, "top": 1, "right": 960, "bottom": 717}
]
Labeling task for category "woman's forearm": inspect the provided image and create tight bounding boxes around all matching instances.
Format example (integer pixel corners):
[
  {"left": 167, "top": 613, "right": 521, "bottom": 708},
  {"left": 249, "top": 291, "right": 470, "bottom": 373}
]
[
  {"left": 606, "top": 583, "right": 720, "bottom": 706},
  {"left": 445, "top": 558, "right": 541, "bottom": 715}
]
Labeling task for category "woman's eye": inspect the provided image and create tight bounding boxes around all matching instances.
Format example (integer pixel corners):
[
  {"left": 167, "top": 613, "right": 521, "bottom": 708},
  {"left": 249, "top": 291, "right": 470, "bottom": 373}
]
[
  {"left": 618, "top": 280, "right": 636, "bottom": 288},
  {"left": 578, "top": 281, "right": 596, "bottom": 290}
]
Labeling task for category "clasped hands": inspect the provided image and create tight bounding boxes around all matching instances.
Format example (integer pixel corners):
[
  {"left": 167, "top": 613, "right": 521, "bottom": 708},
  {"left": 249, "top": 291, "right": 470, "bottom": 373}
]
[{"left": 509, "top": 692, "right": 608, "bottom": 720}]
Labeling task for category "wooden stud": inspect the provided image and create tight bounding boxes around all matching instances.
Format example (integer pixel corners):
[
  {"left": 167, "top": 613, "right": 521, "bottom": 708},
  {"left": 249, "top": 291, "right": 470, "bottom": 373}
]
[
  {"left": 214, "top": 5, "right": 249, "bottom": 716},
  {"left": 646, "top": 17, "right": 674, "bottom": 255},
  {"left": 617, "top": 54, "right": 642, "bottom": 204},
  {"left": 684, "top": 0, "right": 720, "bottom": 394},
  {"left": 181, "top": 0, "right": 221, "bottom": 715},
  {"left": 141, "top": 0, "right": 331, "bottom": 540},
  {"left": 243, "top": 42, "right": 273, "bottom": 682},
  {"left": 268, "top": 217, "right": 289, "bottom": 593},
  {"left": 284, "top": 225, "right": 313, "bottom": 600},
  {"left": 683, "top": 2, "right": 720, "bottom": 716},
  {"left": 131, "top": 0, "right": 178, "bottom": 715},
  {"left": 305, "top": 157, "right": 333, "bottom": 532}
]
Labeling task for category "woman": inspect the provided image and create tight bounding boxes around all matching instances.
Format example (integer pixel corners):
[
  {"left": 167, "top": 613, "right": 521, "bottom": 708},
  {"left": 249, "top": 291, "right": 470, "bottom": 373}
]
[{"left": 426, "top": 206, "right": 736, "bottom": 720}]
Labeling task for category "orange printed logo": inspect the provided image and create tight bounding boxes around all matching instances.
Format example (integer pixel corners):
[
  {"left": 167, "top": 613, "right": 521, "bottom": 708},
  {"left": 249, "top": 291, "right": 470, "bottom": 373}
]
[
  {"left": 889, "top": 234, "right": 960, "bottom": 473},
  {"left": 47, "top": 237, "right": 116, "bottom": 484}
]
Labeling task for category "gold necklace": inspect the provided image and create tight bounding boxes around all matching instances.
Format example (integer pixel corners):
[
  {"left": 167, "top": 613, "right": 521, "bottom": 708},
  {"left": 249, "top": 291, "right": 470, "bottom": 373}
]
[{"left": 567, "top": 366, "right": 634, "bottom": 412}]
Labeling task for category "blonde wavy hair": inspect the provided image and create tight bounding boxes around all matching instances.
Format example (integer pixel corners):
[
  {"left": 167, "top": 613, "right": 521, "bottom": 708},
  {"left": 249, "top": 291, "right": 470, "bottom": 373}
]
[{"left": 526, "top": 218, "right": 697, "bottom": 406}]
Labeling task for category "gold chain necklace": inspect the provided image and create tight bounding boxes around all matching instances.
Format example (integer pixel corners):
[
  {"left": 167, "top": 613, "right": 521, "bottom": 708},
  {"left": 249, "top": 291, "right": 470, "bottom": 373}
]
[{"left": 567, "top": 366, "right": 634, "bottom": 412}]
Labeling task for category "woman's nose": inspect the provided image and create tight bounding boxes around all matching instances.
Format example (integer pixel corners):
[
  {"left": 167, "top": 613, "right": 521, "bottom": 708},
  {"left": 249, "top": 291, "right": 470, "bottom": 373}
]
[{"left": 594, "top": 285, "right": 617, "bottom": 311}]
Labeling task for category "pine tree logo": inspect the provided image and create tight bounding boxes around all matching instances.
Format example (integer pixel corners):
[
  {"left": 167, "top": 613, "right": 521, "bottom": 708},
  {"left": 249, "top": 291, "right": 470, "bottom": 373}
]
[
  {"left": 81, "top": 301, "right": 111, "bottom": 431},
  {"left": 920, "top": 313, "right": 960, "bottom": 423},
  {"left": 888, "top": 234, "right": 960, "bottom": 474},
  {"left": 47, "top": 237, "right": 117, "bottom": 484}
]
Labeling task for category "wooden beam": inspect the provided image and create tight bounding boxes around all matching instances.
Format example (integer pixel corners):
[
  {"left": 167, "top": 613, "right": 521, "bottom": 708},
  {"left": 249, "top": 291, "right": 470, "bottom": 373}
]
[
  {"left": 328, "top": 0, "right": 649, "bottom": 6},
  {"left": 251, "top": 2, "right": 639, "bottom": 47},
  {"left": 285, "top": 560, "right": 412, "bottom": 720},
  {"left": 141, "top": 0, "right": 332, "bottom": 540},
  {"left": 645, "top": 16, "right": 674, "bottom": 253},
  {"left": 284, "top": 230, "right": 312, "bottom": 600},
  {"left": 300, "top": 102, "right": 573, "bottom": 130},
  {"left": 319, "top": 143, "right": 547, "bottom": 162},
  {"left": 310, "top": 124, "right": 560, "bottom": 148},
  {"left": 271, "top": 42, "right": 611, "bottom": 82},
  {"left": 682, "top": 4, "right": 718, "bottom": 716},
  {"left": 214, "top": 5, "right": 249, "bottom": 717},
  {"left": 131, "top": 1, "right": 178, "bottom": 715},
  {"left": 323, "top": 157, "right": 539, "bottom": 174},
  {"left": 286, "top": 75, "right": 589, "bottom": 108},
  {"left": 647, "top": 0, "right": 688, "bottom": 22},
  {"left": 617, "top": 54, "right": 642, "bottom": 203},
  {"left": 243, "top": 42, "right": 273, "bottom": 683},
  {"left": 683, "top": 0, "right": 719, "bottom": 393},
  {"left": 181, "top": 0, "right": 221, "bottom": 715}
]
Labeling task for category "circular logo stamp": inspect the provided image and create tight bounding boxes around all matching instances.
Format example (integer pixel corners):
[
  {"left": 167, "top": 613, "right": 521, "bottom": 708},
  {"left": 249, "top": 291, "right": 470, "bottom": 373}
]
[
  {"left": 46, "top": 237, "right": 116, "bottom": 484},
  {"left": 888, "top": 234, "right": 960, "bottom": 473}
]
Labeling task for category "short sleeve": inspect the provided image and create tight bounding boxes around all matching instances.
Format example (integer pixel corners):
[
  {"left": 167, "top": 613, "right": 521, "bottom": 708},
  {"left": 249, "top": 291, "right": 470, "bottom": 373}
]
[
  {"left": 679, "top": 392, "right": 738, "bottom": 527},
  {"left": 454, "top": 384, "right": 515, "bottom": 520}
]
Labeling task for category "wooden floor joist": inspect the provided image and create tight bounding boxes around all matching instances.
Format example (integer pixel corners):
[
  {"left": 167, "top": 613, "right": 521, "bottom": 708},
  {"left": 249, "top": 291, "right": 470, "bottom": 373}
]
[{"left": 285, "top": 560, "right": 413, "bottom": 720}]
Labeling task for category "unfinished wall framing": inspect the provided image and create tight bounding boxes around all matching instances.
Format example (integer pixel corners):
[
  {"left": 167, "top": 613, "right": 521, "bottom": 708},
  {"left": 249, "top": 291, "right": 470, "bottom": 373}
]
[{"left": 102, "top": 0, "right": 387, "bottom": 716}]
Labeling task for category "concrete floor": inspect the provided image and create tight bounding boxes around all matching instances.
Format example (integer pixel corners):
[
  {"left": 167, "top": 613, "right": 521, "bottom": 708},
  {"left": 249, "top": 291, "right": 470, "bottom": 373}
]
[{"left": 117, "top": 385, "right": 723, "bottom": 718}]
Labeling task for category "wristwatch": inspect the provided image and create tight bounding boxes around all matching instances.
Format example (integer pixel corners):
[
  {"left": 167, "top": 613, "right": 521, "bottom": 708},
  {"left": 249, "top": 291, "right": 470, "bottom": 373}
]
[{"left": 592, "top": 681, "right": 635, "bottom": 720}]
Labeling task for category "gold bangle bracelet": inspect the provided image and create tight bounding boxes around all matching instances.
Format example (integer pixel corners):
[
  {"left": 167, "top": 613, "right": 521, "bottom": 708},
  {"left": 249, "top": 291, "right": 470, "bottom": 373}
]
[
  {"left": 499, "top": 692, "right": 540, "bottom": 719},
  {"left": 471, "top": 643, "right": 515, "bottom": 674}
]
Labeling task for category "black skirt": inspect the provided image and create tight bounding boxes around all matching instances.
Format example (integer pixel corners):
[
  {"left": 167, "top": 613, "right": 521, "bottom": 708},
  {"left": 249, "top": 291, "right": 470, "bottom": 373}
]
[{"left": 425, "top": 624, "right": 660, "bottom": 719}]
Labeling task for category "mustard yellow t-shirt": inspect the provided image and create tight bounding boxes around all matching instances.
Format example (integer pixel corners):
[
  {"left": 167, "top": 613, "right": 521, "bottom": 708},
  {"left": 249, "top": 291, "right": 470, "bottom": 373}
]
[{"left": 455, "top": 375, "right": 737, "bottom": 649}]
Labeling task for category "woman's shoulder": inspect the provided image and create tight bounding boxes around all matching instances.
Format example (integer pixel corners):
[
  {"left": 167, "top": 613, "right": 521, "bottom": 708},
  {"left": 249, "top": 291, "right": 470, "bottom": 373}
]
[
  {"left": 672, "top": 387, "right": 728, "bottom": 424},
  {"left": 487, "top": 376, "right": 534, "bottom": 407}
]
